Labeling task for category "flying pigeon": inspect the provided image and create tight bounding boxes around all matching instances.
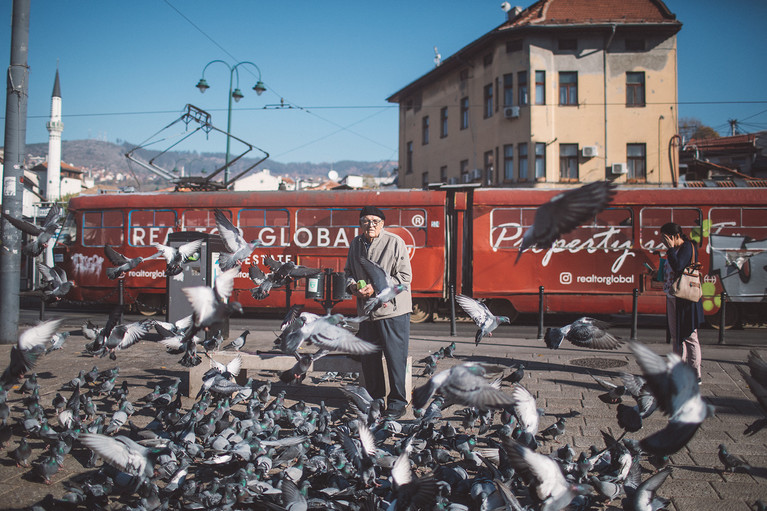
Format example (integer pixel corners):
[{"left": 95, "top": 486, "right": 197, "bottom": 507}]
[
  {"left": 412, "top": 362, "right": 514, "bottom": 410},
  {"left": 516, "top": 180, "right": 617, "bottom": 262},
  {"left": 629, "top": 341, "right": 714, "bottom": 456},
  {"left": 248, "top": 256, "right": 321, "bottom": 299},
  {"left": 739, "top": 350, "right": 767, "bottom": 435},
  {"left": 179, "top": 267, "right": 243, "bottom": 366},
  {"left": 79, "top": 433, "right": 170, "bottom": 488},
  {"left": 279, "top": 313, "right": 375, "bottom": 357},
  {"left": 622, "top": 466, "right": 671, "bottom": 511},
  {"left": 544, "top": 317, "right": 623, "bottom": 350},
  {"left": 455, "top": 294, "right": 510, "bottom": 345},
  {"left": 2, "top": 203, "right": 61, "bottom": 257},
  {"left": 0, "top": 318, "right": 63, "bottom": 386},
  {"left": 36, "top": 262, "right": 74, "bottom": 302},
  {"left": 359, "top": 255, "right": 408, "bottom": 316},
  {"left": 214, "top": 209, "right": 262, "bottom": 271},
  {"left": 152, "top": 238, "right": 203, "bottom": 276},
  {"left": 104, "top": 245, "right": 145, "bottom": 279}
]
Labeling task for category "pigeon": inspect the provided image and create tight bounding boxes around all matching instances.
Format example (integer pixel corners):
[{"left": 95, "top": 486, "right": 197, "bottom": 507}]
[
  {"left": 629, "top": 341, "right": 714, "bottom": 456},
  {"left": 179, "top": 267, "right": 243, "bottom": 366},
  {"left": 412, "top": 362, "right": 514, "bottom": 410},
  {"left": 590, "top": 373, "right": 625, "bottom": 404},
  {"left": 2, "top": 203, "right": 61, "bottom": 256},
  {"left": 222, "top": 330, "right": 249, "bottom": 351},
  {"left": 505, "top": 439, "right": 592, "bottom": 509},
  {"left": 389, "top": 450, "right": 439, "bottom": 509},
  {"left": 46, "top": 331, "right": 70, "bottom": 354},
  {"left": 249, "top": 256, "right": 321, "bottom": 299},
  {"left": 718, "top": 444, "right": 752, "bottom": 473},
  {"left": 79, "top": 433, "right": 170, "bottom": 488},
  {"left": 10, "top": 437, "right": 32, "bottom": 467},
  {"left": 359, "top": 255, "right": 408, "bottom": 316},
  {"left": 504, "top": 363, "right": 525, "bottom": 384},
  {"left": 214, "top": 209, "right": 262, "bottom": 271},
  {"left": 103, "top": 319, "right": 154, "bottom": 359},
  {"left": 36, "top": 262, "right": 74, "bottom": 302},
  {"left": 622, "top": 466, "right": 671, "bottom": 511},
  {"left": 544, "top": 317, "right": 623, "bottom": 350},
  {"left": 516, "top": 180, "right": 617, "bottom": 262},
  {"left": 455, "top": 294, "right": 510, "bottom": 345},
  {"left": 0, "top": 318, "right": 63, "bottom": 386},
  {"left": 104, "top": 244, "right": 145, "bottom": 279},
  {"left": 539, "top": 417, "right": 566, "bottom": 442},
  {"left": 739, "top": 350, "right": 767, "bottom": 435},
  {"left": 510, "top": 384, "right": 541, "bottom": 438},
  {"left": 152, "top": 238, "right": 204, "bottom": 276},
  {"left": 279, "top": 313, "right": 377, "bottom": 357}
]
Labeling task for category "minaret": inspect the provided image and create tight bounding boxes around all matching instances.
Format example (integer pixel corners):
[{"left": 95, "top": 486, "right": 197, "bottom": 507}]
[{"left": 45, "top": 69, "right": 64, "bottom": 201}]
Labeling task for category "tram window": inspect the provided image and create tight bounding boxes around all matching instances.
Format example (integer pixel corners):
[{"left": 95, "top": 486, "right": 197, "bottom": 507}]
[
  {"left": 331, "top": 209, "right": 360, "bottom": 226},
  {"left": 640, "top": 207, "right": 701, "bottom": 252},
  {"left": 560, "top": 207, "right": 633, "bottom": 248},
  {"left": 82, "top": 210, "right": 124, "bottom": 247},
  {"left": 265, "top": 210, "right": 289, "bottom": 227},
  {"left": 183, "top": 209, "right": 220, "bottom": 230},
  {"left": 56, "top": 212, "right": 77, "bottom": 245},
  {"left": 710, "top": 208, "right": 767, "bottom": 243},
  {"left": 297, "top": 209, "right": 330, "bottom": 227},
  {"left": 128, "top": 210, "right": 177, "bottom": 247}
]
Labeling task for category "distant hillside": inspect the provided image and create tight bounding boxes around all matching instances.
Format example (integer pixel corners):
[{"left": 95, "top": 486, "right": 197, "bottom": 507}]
[{"left": 21, "top": 139, "right": 397, "bottom": 186}]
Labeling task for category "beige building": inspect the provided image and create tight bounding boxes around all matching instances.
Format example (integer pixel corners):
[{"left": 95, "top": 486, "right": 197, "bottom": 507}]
[{"left": 388, "top": 0, "right": 682, "bottom": 189}]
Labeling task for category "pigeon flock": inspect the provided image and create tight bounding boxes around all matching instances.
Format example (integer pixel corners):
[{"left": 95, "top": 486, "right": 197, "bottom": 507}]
[{"left": 0, "top": 181, "right": 763, "bottom": 510}]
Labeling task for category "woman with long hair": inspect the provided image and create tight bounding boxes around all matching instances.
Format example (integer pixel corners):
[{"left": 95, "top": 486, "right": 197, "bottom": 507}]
[{"left": 660, "top": 222, "right": 705, "bottom": 381}]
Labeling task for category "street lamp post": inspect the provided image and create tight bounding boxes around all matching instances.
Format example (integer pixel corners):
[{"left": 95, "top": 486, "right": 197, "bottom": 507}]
[{"left": 196, "top": 60, "right": 266, "bottom": 187}]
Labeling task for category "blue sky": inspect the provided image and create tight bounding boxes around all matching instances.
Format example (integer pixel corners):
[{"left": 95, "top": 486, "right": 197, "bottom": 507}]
[{"left": 1, "top": 0, "right": 766, "bottom": 165}]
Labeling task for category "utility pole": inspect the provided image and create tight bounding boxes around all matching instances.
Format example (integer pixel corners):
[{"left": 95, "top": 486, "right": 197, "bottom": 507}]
[
  {"left": 728, "top": 119, "right": 738, "bottom": 137},
  {"left": 1, "top": 0, "right": 31, "bottom": 344}
]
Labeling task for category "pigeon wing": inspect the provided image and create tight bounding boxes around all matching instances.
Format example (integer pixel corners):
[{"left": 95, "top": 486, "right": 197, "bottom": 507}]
[
  {"left": 182, "top": 287, "right": 217, "bottom": 323},
  {"left": 178, "top": 238, "right": 203, "bottom": 260},
  {"left": 248, "top": 264, "right": 267, "bottom": 284},
  {"left": 79, "top": 433, "right": 148, "bottom": 478},
  {"left": 455, "top": 294, "right": 491, "bottom": 327},
  {"left": 104, "top": 245, "right": 129, "bottom": 265},
  {"left": 213, "top": 267, "right": 240, "bottom": 301},
  {"left": 214, "top": 210, "right": 244, "bottom": 253},
  {"left": 2, "top": 213, "right": 43, "bottom": 236},
  {"left": 360, "top": 256, "right": 391, "bottom": 293},
  {"left": 567, "top": 322, "right": 622, "bottom": 350}
]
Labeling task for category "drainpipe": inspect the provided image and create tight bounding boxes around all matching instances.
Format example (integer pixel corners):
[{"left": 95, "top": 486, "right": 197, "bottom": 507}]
[{"left": 604, "top": 24, "right": 616, "bottom": 176}]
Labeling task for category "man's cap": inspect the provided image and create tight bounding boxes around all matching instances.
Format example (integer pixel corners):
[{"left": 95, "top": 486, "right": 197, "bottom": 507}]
[{"left": 359, "top": 206, "right": 385, "bottom": 221}]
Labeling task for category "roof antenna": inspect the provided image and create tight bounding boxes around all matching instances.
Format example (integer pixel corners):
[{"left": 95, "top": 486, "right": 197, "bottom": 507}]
[{"left": 433, "top": 46, "right": 441, "bottom": 67}]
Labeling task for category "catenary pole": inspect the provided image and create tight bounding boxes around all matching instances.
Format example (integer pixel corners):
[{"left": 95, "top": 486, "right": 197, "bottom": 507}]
[{"left": 1, "top": 0, "right": 31, "bottom": 344}]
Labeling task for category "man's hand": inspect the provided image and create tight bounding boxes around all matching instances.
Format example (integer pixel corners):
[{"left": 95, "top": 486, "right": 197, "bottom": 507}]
[{"left": 354, "top": 283, "right": 375, "bottom": 299}]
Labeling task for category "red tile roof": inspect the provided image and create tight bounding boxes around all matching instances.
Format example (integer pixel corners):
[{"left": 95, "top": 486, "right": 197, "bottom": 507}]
[
  {"left": 688, "top": 134, "right": 756, "bottom": 151},
  {"left": 504, "top": 0, "right": 677, "bottom": 27}
]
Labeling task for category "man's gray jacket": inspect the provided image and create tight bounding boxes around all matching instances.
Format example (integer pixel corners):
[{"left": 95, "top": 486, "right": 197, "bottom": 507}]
[{"left": 344, "top": 229, "right": 412, "bottom": 320}]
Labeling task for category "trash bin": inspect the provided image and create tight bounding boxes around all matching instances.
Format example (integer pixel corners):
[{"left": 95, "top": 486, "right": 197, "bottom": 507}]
[
  {"left": 166, "top": 231, "right": 229, "bottom": 339},
  {"left": 331, "top": 272, "right": 352, "bottom": 301},
  {"left": 305, "top": 272, "right": 325, "bottom": 300}
]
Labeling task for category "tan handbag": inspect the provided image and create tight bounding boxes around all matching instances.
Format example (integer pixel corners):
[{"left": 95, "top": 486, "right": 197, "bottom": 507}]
[{"left": 671, "top": 242, "right": 702, "bottom": 302}]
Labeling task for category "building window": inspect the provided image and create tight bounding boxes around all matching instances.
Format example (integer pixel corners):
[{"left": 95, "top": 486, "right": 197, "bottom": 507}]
[
  {"left": 558, "top": 38, "right": 577, "bottom": 51},
  {"left": 422, "top": 116, "right": 429, "bottom": 145},
  {"left": 460, "top": 159, "right": 469, "bottom": 182},
  {"left": 459, "top": 69, "right": 469, "bottom": 82},
  {"left": 406, "top": 141, "right": 413, "bottom": 174},
  {"left": 626, "top": 72, "right": 645, "bottom": 107},
  {"left": 535, "top": 71, "right": 545, "bottom": 105},
  {"left": 440, "top": 107, "right": 448, "bottom": 138},
  {"left": 440, "top": 165, "right": 447, "bottom": 182},
  {"left": 503, "top": 73, "right": 513, "bottom": 106},
  {"left": 503, "top": 144, "right": 514, "bottom": 181},
  {"left": 519, "top": 143, "right": 528, "bottom": 181},
  {"left": 460, "top": 97, "right": 469, "bottom": 130},
  {"left": 627, "top": 143, "right": 646, "bottom": 181},
  {"left": 559, "top": 72, "right": 578, "bottom": 106},
  {"left": 506, "top": 39, "right": 523, "bottom": 53},
  {"left": 484, "top": 150, "right": 494, "bottom": 186},
  {"left": 483, "top": 53, "right": 493, "bottom": 67},
  {"left": 484, "top": 84, "right": 493, "bottom": 119},
  {"left": 422, "top": 171, "right": 429, "bottom": 189},
  {"left": 518, "top": 71, "right": 528, "bottom": 106},
  {"left": 535, "top": 142, "right": 546, "bottom": 180},
  {"left": 626, "top": 38, "right": 645, "bottom": 51},
  {"left": 559, "top": 143, "right": 579, "bottom": 181}
]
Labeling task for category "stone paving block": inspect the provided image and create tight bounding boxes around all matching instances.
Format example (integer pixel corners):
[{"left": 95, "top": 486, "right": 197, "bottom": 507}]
[
  {"left": 673, "top": 497, "right": 753, "bottom": 511},
  {"left": 710, "top": 480, "right": 767, "bottom": 499},
  {"left": 662, "top": 479, "right": 719, "bottom": 498}
]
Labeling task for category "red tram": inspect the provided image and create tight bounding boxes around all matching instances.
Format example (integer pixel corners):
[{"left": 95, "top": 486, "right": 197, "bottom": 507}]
[{"left": 54, "top": 187, "right": 767, "bottom": 326}]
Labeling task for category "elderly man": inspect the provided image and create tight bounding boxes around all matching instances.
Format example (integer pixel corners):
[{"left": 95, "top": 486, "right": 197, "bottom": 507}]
[{"left": 344, "top": 206, "right": 412, "bottom": 419}]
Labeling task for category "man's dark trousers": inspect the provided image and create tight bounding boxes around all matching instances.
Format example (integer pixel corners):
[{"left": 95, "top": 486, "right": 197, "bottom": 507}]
[{"left": 358, "top": 313, "right": 410, "bottom": 409}]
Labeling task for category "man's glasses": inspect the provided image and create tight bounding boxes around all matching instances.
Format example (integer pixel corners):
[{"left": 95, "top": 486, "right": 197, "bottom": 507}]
[{"left": 361, "top": 219, "right": 382, "bottom": 226}]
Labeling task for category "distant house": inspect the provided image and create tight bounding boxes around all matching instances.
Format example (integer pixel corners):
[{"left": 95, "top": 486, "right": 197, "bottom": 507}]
[
  {"left": 30, "top": 160, "right": 85, "bottom": 198},
  {"left": 681, "top": 132, "right": 767, "bottom": 183},
  {"left": 233, "top": 169, "right": 284, "bottom": 191}
]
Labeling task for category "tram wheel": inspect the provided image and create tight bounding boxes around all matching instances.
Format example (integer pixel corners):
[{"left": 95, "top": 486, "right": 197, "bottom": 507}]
[
  {"left": 706, "top": 304, "right": 740, "bottom": 330},
  {"left": 410, "top": 298, "right": 433, "bottom": 323}
]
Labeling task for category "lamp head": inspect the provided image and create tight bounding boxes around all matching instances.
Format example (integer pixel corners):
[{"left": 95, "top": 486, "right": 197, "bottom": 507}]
[
  {"left": 253, "top": 81, "right": 266, "bottom": 96},
  {"left": 195, "top": 78, "right": 210, "bottom": 93},
  {"left": 232, "top": 88, "right": 244, "bottom": 102}
]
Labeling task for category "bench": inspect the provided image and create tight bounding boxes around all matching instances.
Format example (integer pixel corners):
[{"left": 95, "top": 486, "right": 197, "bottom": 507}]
[{"left": 187, "top": 351, "right": 413, "bottom": 402}]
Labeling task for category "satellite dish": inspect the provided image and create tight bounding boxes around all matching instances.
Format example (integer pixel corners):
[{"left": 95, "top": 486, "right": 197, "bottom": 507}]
[
  {"left": 328, "top": 170, "right": 339, "bottom": 181},
  {"left": 501, "top": 2, "right": 512, "bottom": 12}
]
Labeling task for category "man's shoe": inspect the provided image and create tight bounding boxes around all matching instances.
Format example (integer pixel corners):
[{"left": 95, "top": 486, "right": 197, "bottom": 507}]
[{"left": 385, "top": 404, "right": 407, "bottom": 419}]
